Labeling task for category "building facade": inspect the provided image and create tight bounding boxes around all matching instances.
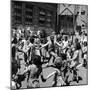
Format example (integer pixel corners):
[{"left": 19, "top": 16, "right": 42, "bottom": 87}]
[
  {"left": 11, "top": 1, "right": 57, "bottom": 35},
  {"left": 76, "top": 5, "right": 88, "bottom": 33},
  {"left": 57, "top": 4, "right": 88, "bottom": 34}
]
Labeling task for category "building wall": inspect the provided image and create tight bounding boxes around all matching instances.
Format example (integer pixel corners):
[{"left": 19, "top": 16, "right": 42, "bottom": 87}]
[
  {"left": 11, "top": 1, "right": 57, "bottom": 35},
  {"left": 57, "top": 4, "right": 75, "bottom": 34},
  {"left": 57, "top": 4, "right": 88, "bottom": 34},
  {"left": 76, "top": 5, "right": 88, "bottom": 30}
]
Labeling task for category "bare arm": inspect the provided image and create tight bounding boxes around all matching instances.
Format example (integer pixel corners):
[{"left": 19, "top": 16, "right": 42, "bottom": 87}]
[
  {"left": 40, "top": 41, "right": 49, "bottom": 49},
  {"left": 55, "top": 41, "right": 62, "bottom": 47},
  {"left": 70, "top": 51, "right": 78, "bottom": 61},
  {"left": 22, "top": 65, "right": 31, "bottom": 74}
]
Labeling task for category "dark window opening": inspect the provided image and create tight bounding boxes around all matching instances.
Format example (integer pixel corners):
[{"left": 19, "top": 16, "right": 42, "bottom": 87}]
[
  {"left": 15, "top": 8, "right": 22, "bottom": 14},
  {"left": 81, "top": 11, "right": 85, "bottom": 15},
  {"left": 25, "top": 18, "right": 32, "bottom": 22},
  {"left": 25, "top": 11, "right": 33, "bottom": 16}
]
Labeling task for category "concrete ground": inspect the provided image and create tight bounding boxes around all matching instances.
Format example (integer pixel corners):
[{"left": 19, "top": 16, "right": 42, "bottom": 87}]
[{"left": 20, "top": 65, "right": 87, "bottom": 88}]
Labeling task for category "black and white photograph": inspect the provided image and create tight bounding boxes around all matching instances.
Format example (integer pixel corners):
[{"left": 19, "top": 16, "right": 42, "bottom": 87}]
[{"left": 11, "top": 0, "right": 88, "bottom": 89}]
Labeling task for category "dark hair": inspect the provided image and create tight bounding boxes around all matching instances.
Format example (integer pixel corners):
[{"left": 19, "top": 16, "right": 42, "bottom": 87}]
[
  {"left": 84, "top": 42, "right": 87, "bottom": 46},
  {"left": 54, "top": 57, "right": 62, "bottom": 69},
  {"left": 32, "top": 55, "right": 42, "bottom": 66},
  {"left": 65, "top": 36, "right": 68, "bottom": 41},
  {"left": 40, "top": 29, "right": 47, "bottom": 38},
  {"left": 30, "top": 36, "right": 34, "bottom": 44},
  {"left": 75, "top": 43, "right": 81, "bottom": 50},
  {"left": 57, "top": 35, "right": 62, "bottom": 42},
  {"left": 85, "top": 33, "right": 87, "bottom": 36},
  {"left": 75, "top": 38, "right": 79, "bottom": 43}
]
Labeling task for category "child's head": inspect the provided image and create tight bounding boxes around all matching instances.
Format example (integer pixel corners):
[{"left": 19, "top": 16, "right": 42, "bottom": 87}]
[
  {"left": 32, "top": 55, "right": 42, "bottom": 66},
  {"left": 54, "top": 57, "right": 62, "bottom": 69},
  {"left": 75, "top": 38, "right": 79, "bottom": 43},
  {"left": 75, "top": 43, "right": 81, "bottom": 50},
  {"left": 65, "top": 36, "right": 68, "bottom": 41},
  {"left": 30, "top": 36, "right": 35, "bottom": 44},
  {"left": 83, "top": 42, "right": 87, "bottom": 46}
]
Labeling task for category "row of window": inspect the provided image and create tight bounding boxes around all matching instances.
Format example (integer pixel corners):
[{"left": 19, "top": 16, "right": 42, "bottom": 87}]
[
  {"left": 12, "top": 2, "right": 54, "bottom": 27},
  {"left": 39, "top": 8, "right": 53, "bottom": 27},
  {"left": 77, "top": 10, "right": 86, "bottom": 15}
]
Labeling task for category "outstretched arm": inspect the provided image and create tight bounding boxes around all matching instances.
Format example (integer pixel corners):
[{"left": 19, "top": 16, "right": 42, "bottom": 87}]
[
  {"left": 55, "top": 41, "right": 62, "bottom": 47},
  {"left": 54, "top": 35, "right": 63, "bottom": 47},
  {"left": 40, "top": 41, "right": 49, "bottom": 49}
]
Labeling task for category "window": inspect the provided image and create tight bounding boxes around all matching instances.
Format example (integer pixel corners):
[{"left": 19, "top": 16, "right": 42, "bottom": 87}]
[
  {"left": 77, "top": 12, "right": 79, "bottom": 15},
  {"left": 25, "top": 18, "right": 32, "bottom": 22},
  {"left": 25, "top": 4, "right": 33, "bottom": 10},
  {"left": 15, "top": 8, "right": 22, "bottom": 14},
  {"left": 25, "top": 11, "right": 33, "bottom": 16},
  {"left": 81, "top": 11, "right": 85, "bottom": 15},
  {"left": 15, "top": 16, "right": 21, "bottom": 21},
  {"left": 25, "top": 4, "right": 33, "bottom": 24},
  {"left": 39, "top": 8, "right": 46, "bottom": 26}
]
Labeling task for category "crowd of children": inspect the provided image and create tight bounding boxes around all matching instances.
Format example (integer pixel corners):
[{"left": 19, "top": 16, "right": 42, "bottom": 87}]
[{"left": 11, "top": 25, "right": 87, "bottom": 89}]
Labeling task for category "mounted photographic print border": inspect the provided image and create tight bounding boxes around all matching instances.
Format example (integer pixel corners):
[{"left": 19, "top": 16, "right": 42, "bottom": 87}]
[{"left": 11, "top": 0, "right": 88, "bottom": 89}]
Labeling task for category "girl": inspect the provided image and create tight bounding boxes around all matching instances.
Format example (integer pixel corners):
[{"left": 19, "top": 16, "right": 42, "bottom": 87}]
[{"left": 69, "top": 41, "right": 82, "bottom": 83}]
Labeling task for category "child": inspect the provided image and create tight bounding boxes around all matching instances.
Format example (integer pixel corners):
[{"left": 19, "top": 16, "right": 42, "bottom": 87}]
[
  {"left": 45, "top": 57, "right": 66, "bottom": 87},
  {"left": 22, "top": 55, "right": 47, "bottom": 88}
]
